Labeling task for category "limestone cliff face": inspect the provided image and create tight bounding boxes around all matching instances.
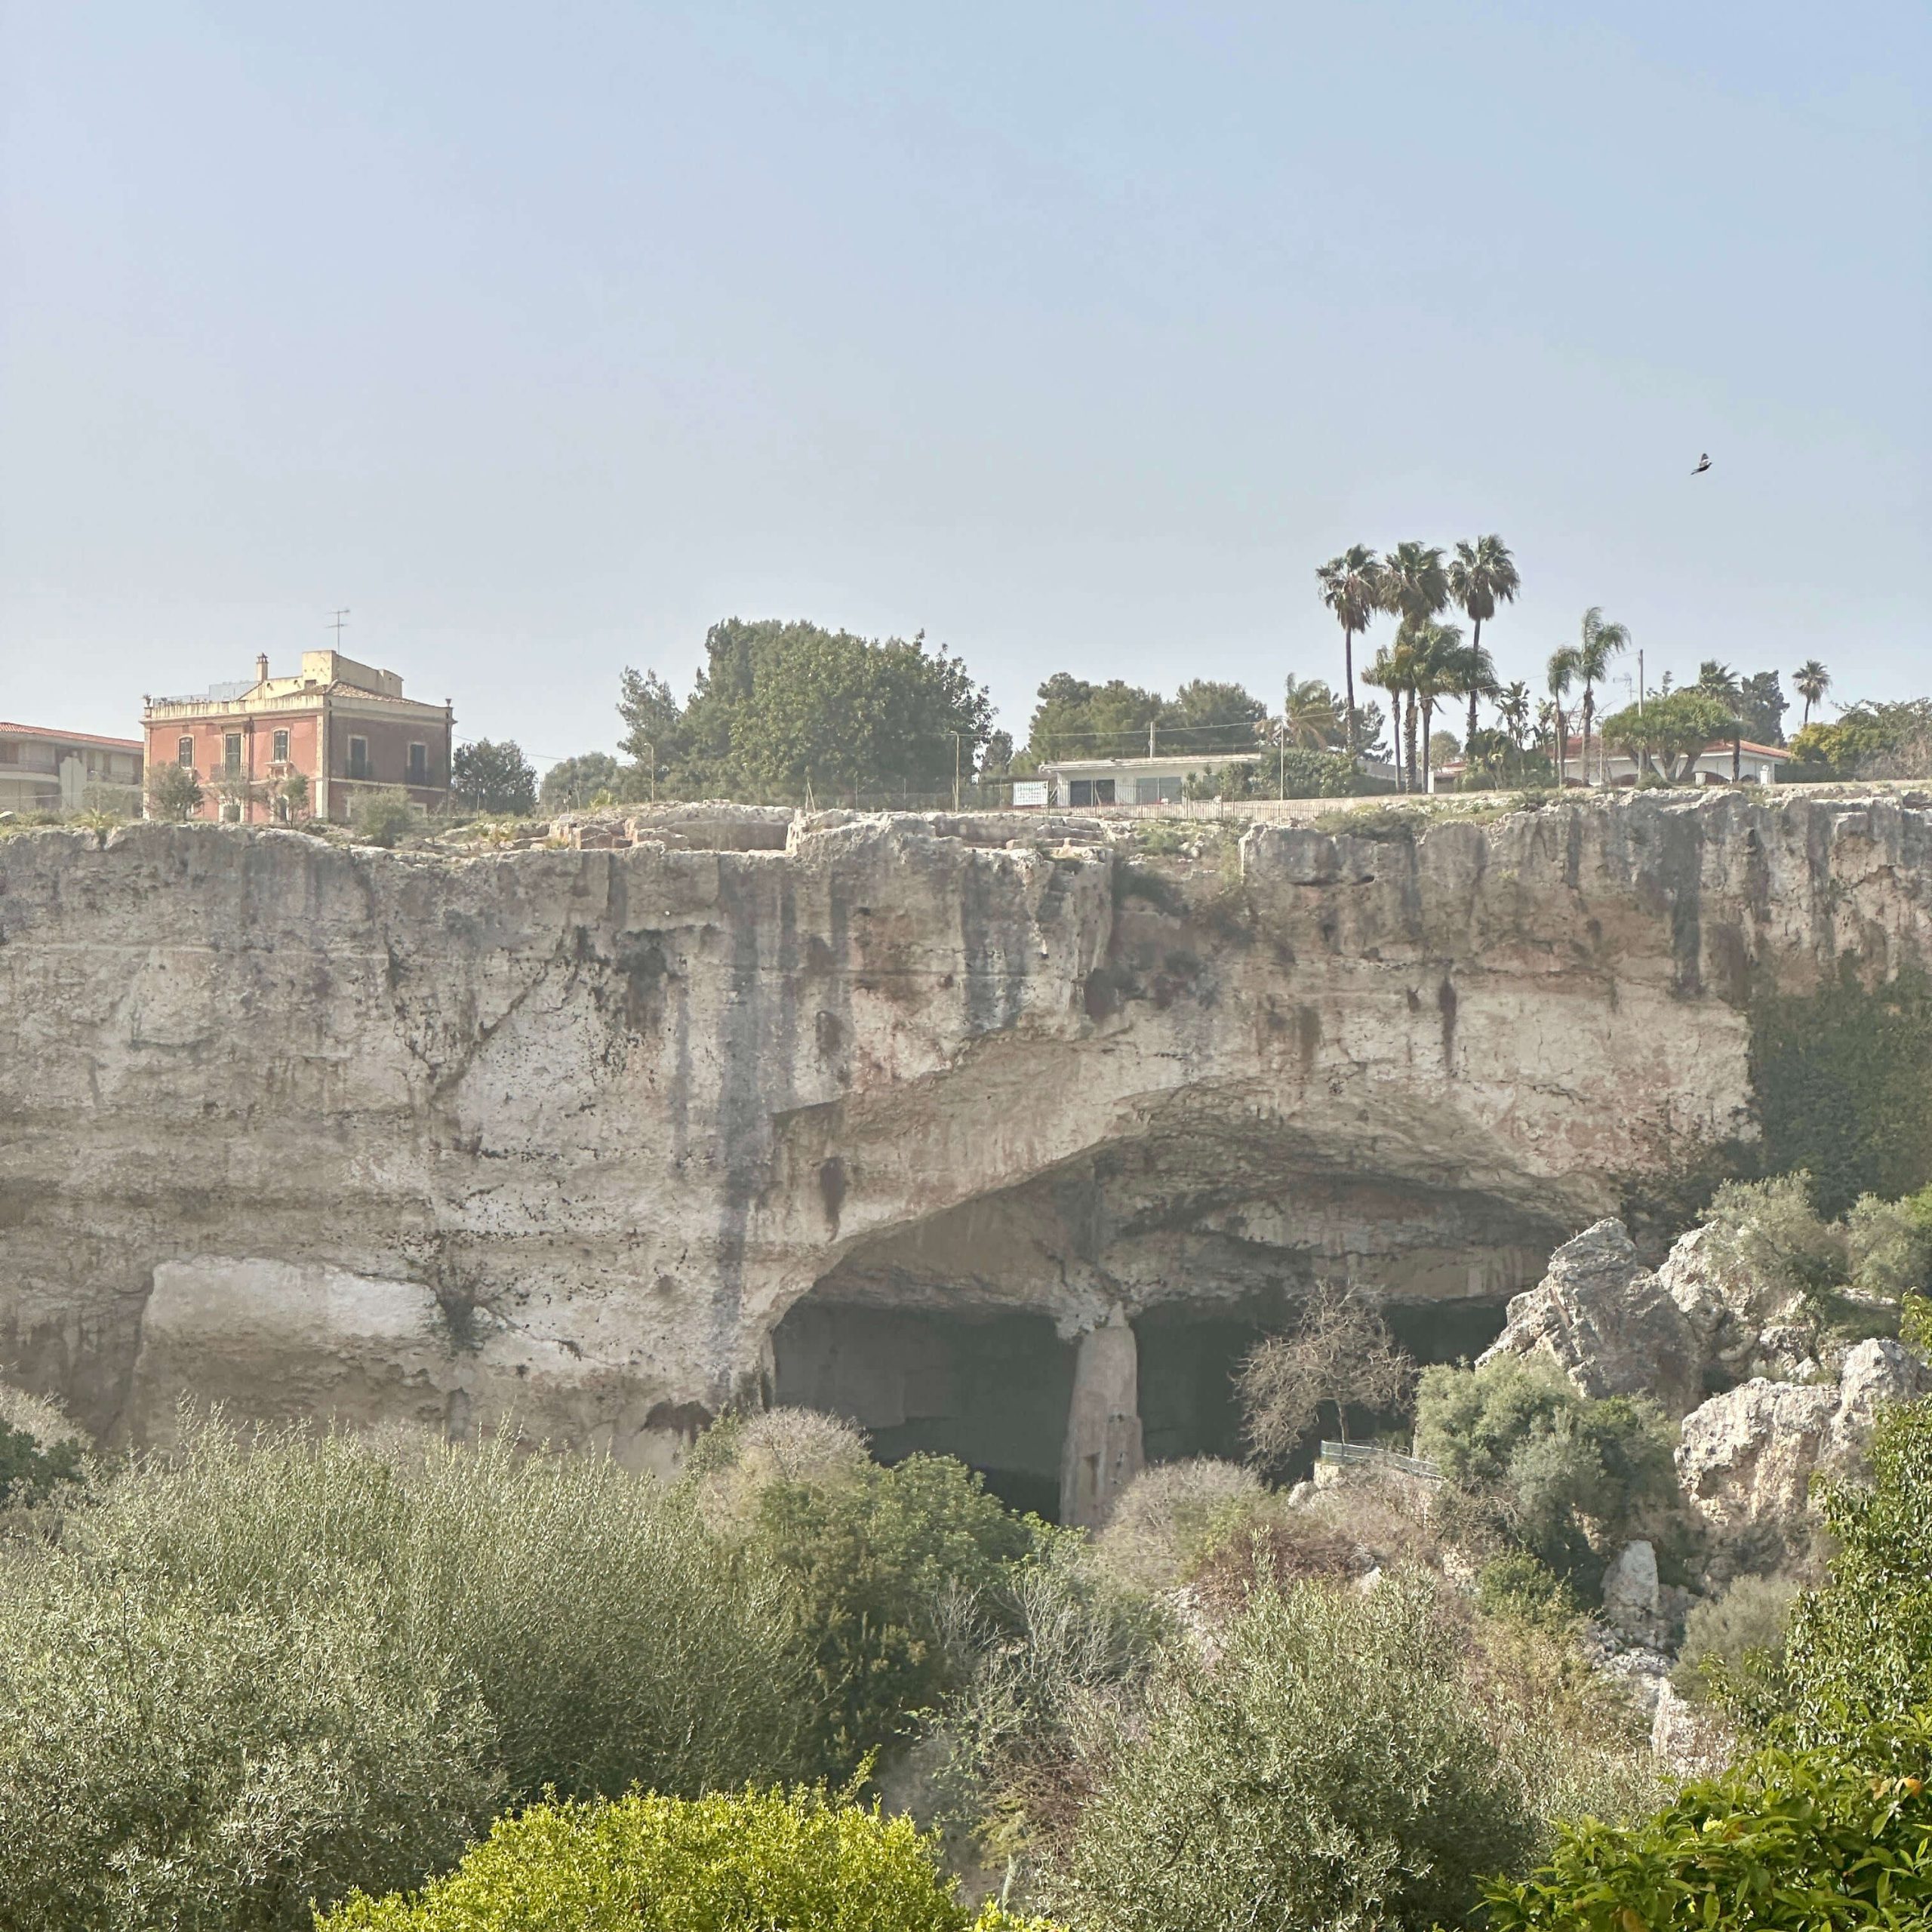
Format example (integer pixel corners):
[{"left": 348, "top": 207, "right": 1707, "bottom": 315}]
[{"left": 2, "top": 790, "right": 1928, "bottom": 1475}]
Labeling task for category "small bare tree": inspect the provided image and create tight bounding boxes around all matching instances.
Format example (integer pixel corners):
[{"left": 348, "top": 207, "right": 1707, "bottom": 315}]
[{"left": 1236, "top": 1283, "right": 1416, "bottom": 1468}]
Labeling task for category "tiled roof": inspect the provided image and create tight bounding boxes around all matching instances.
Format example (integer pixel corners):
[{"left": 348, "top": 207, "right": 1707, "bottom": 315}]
[{"left": 0, "top": 721, "right": 143, "bottom": 752}]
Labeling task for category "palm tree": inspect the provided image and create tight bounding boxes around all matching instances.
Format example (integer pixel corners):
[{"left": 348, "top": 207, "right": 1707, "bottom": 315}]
[
  {"left": 1794, "top": 660, "right": 1832, "bottom": 730},
  {"left": 1694, "top": 660, "right": 1742, "bottom": 706},
  {"left": 1497, "top": 681, "right": 1532, "bottom": 752},
  {"left": 1547, "top": 647, "right": 1580, "bottom": 786},
  {"left": 1377, "top": 543, "right": 1448, "bottom": 792},
  {"left": 1448, "top": 637, "right": 1499, "bottom": 752},
  {"left": 1362, "top": 645, "right": 1406, "bottom": 792},
  {"left": 1316, "top": 546, "right": 1383, "bottom": 760},
  {"left": 1692, "top": 661, "right": 1746, "bottom": 779},
  {"left": 1447, "top": 536, "right": 1520, "bottom": 741},
  {"left": 1380, "top": 541, "right": 1450, "bottom": 637},
  {"left": 1281, "top": 675, "right": 1340, "bottom": 750},
  {"left": 1411, "top": 621, "right": 1465, "bottom": 792},
  {"left": 1573, "top": 608, "right": 1631, "bottom": 785}
]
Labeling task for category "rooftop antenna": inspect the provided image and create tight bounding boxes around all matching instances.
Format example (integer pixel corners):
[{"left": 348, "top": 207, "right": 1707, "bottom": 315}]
[{"left": 328, "top": 608, "right": 350, "bottom": 646}]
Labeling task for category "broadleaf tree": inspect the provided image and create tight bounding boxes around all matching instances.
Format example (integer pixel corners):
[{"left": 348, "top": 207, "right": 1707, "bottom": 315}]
[{"left": 451, "top": 741, "right": 537, "bottom": 816}]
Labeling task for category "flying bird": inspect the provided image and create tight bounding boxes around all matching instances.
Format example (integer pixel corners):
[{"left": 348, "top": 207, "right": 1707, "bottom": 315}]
[{"left": 1692, "top": 453, "right": 1712, "bottom": 475}]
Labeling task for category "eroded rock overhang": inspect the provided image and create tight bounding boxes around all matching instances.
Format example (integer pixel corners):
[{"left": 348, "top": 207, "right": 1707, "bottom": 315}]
[{"left": 0, "top": 789, "right": 1925, "bottom": 1494}]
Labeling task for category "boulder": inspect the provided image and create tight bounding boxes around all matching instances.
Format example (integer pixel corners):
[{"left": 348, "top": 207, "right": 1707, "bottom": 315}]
[
  {"left": 1827, "top": 1337, "right": 1930, "bottom": 1466},
  {"left": 1675, "top": 1338, "right": 1928, "bottom": 1534},
  {"left": 1675, "top": 1378, "right": 1838, "bottom": 1530},
  {"left": 1600, "top": 1538, "right": 1661, "bottom": 1639},
  {"left": 1656, "top": 1223, "right": 1758, "bottom": 1381},
  {"left": 1478, "top": 1219, "right": 1705, "bottom": 1417}
]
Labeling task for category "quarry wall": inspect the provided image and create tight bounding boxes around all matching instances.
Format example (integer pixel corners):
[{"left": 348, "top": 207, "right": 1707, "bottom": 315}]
[{"left": 2, "top": 790, "right": 1928, "bottom": 1518}]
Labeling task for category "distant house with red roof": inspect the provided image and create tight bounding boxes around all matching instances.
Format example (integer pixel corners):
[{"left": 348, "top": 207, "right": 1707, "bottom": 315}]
[
  {"left": 1432, "top": 734, "right": 1790, "bottom": 792},
  {"left": 0, "top": 721, "right": 144, "bottom": 817},
  {"left": 141, "top": 650, "right": 453, "bottom": 823}
]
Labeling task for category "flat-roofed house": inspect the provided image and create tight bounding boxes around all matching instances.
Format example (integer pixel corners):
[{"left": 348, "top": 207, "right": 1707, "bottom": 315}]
[
  {"left": 0, "top": 722, "right": 144, "bottom": 817},
  {"left": 142, "top": 651, "right": 454, "bottom": 823}
]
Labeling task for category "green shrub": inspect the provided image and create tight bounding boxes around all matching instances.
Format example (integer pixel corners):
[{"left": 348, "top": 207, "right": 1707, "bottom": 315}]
[
  {"left": 1774, "top": 1394, "right": 1932, "bottom": 1749},
  {"left": 1750, "top": 971, "right": 1932, "bottom": 1216},
  {"left": 1845, "top": 1185, "right": 1932, "bottom": 1300},
  {"left": 318, "top": 1786, "right": 1059, "bottom": 1932},
  {"left": 1672, "top": 1574, "right": 1798, "bottom": 1703},
  {"left": 1053, "top": 1574, "right": 1535, "bottom": 1932},
  {"left": 935, "top": 1544, "right": 1168, "bottom": 1873},
  {"left": 1484, "top": 1724, "right": 1932, "bottom": 1930},
  {"left": 1089, "top": 1457, "right": 1263, "bottom": 1592},
  {"left": 0, "top": 1417, "right": 83, "bottom": 1506},
  {"left": 1413, "top": 1358, "right": 1684, "bottom": 1595},
  {"left": 145, "top": 761, "right": 205, "bottom": 820},
  {"left": 351, "top": 787, "right": 417, "bottom": 848},
  {"left": 80, "top": 1420, "right": 811, "bottom": 1803},
  {"left": 1275, "top": 747, "right": 1369, "bottom": 798},
  {"left": 1477, "top": 1550, "right": 1582, "bottom": 1636},
  {"left": 0, "top": 1585, "right": 500, "bottom": 1932},
  {"left": 751, "top": 1453, "right": 1049, "bottom": 1775}
]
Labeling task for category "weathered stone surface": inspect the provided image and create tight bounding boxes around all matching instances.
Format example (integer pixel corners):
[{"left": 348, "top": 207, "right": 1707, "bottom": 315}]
[
  {"left": 1478, "top": 1220, "right": 1704, "bottom": 1415},
  {"left": 1828, "top": 1337, "right": 1930, "bottom": 1462},
  {"left": 0, "top": 790, "right": 1928, "bottom": 1464},
  {"left": 1601, "top": 1539, "right": 1661, "bottom": 1633},
  {"left": 1676, "top": 1379, "right": 1839, "bottom": 1529},
  {"left": 1650, "top": 1678, "right": 1740, "bottom": 1780},
  {"left": 1675, "top": 1338, "right": 1927, "bottom": 1533}
]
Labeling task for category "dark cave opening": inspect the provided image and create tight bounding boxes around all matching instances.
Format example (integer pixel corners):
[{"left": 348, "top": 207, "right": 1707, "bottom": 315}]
[
  {"left": 771, "top": 1287, "right": 1513, "bottom": 1521},
  {"left": 771, "top": 1299, "right": 1076, "bottom": 1520},
  {"left": 1134, "top": 1293, "right": 1512, "bottom": 1476}
]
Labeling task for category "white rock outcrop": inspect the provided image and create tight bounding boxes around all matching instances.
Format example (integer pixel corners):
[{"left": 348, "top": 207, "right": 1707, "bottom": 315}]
[
  {"left": 1478, "top": 1221, "right": 1706, "bottom": 1417},
  {"left": 1675, "top": 1337, "right": 1928, "bottom": 1531},
  {"left": 0, "top": 790, "right": 1927, "bottom": 1469},
  {"left": 1600, "top": 1538, "right": 1662, "bottom": 1638}
]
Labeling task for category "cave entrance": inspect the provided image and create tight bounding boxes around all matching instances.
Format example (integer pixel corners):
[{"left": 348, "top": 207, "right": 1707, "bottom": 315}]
[
  {"left": 771, "top": 1300, "right": 1076, "bottom": 1521},
  {"left": 1132, "top": 1293, "right": 1512, "bottom": 1478}
]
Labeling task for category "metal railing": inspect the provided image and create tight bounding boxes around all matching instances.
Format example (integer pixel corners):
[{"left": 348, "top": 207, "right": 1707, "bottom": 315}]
[{"left": 1318, "top": 1441, "right": 1442, "bottom": 1481}]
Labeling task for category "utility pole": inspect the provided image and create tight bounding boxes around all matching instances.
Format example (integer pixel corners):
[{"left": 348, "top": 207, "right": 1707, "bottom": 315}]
[
  {"left": 1638, "top": 649, "right": 1645, "bottom": 715},
  {"left": 641, "top": 742, "right": 656, "bottom": 806},
  {"left": 952, "top": 733, "right": 961, "bottom": 812},
  {"left": 1148, "top": 719, "right": 1156, "bottom": 758}
]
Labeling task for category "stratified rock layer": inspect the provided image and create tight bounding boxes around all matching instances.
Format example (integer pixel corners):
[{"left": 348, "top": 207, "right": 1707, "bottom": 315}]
[{"left": 1, "top": 789, "right": 1928, "bottom": 1469}]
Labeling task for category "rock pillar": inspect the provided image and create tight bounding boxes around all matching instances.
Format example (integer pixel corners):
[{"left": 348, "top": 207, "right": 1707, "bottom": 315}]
[{"left": 1059, "top": 1318, "right": 1143, "bottom": 1529}]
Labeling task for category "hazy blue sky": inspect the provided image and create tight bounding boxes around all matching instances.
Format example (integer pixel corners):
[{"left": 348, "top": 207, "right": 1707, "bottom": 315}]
[{"left": 4, "top": 2, "right": 1926, "bottom": 762}]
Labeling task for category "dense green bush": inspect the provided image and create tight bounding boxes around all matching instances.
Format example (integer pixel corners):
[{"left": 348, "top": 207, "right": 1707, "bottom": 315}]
[
  {"left": 318, "top": 1786, "right": 1058, "bottom": 1932},
  {"left": 1671, "top": 1573, "right": 1798, "bottom": 1703},
  {"left": 82, "top": 1420, "right": 812, "bottom": 1800},
  {"left": 0, "top": 1416, "right": 82, "bottom": 1506},
  {"left": 350, "top": 787, "right": 417, "bottom": 847},
  {"left": 1413, "top": 1358, "right": 1684, "bottom": 1595},
  {"left": 1484, "top": 1724, "right": 1932, "bottom": 1930},
  {"left": 1770, "top": 1394, "right": 1932, "bottom": 1748},
  {"left": 0, "top": 1421, "right": 816, "bottom": 1927},
  {"left": 0, "top": 1585, "right": 500, "bottom": 1932},
  {"left": 1475, "top": 1549, "right": 1583, "bottom": 1636},
  {"left": 750, "top": 1451, "right": 1050, "bottom": 1774},
  {"left": 1053, "top": 1575, "right": 1535, "bottom": 1932}
]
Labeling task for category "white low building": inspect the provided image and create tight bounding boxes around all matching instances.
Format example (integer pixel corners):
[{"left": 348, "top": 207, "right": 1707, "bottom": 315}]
[
  {"left": 1032, "top": 750, "right": 1393, "bottom": 808},
  {"left": 1432, "top": 736, "right": 1789, "bottom": 792}
]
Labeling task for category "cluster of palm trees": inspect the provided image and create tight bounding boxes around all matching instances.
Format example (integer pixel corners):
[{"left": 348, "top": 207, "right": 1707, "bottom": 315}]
[
  {"left": 1315, "top": 536, "right": 1520, "bottom": 792},
  {"left": 1541, "top": 606, "right": 1632, "bottom": 786},
  {"left": 1318, "top": 541, "right": 1841, "bottom": 796}
]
